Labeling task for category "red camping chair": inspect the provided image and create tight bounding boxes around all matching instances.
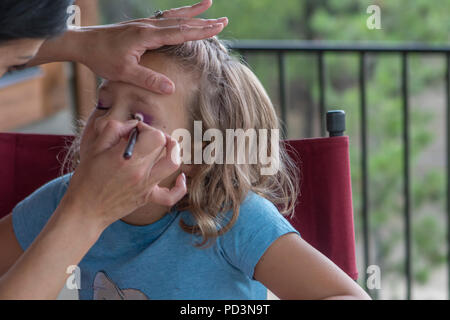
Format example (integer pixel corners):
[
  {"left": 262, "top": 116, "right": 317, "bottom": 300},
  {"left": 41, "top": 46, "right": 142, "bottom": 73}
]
[{"left": 0, "top": 110, "right": 358, "bottom": 281}]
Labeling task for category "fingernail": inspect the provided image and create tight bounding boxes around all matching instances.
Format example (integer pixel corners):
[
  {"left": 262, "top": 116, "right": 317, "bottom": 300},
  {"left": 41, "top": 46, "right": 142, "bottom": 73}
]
[
  {"left": 182, "top": 173, "right": 186, "bottom": 181},
  {"left": 160, "top": 82, "right": 174, "bottom": 94},
  {"left": 205, "top": 23, "right": 222, "bottom": 29}
]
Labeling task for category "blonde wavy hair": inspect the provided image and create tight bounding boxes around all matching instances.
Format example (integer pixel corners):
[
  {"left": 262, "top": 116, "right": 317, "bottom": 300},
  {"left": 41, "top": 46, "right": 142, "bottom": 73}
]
[{"left": 63, "top": 37, "right": 300, "bottom": 247}]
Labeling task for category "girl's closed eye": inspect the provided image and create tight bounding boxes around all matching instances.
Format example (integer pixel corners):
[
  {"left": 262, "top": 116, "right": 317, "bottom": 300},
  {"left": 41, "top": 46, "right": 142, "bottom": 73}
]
[{"left": 96, "top": 101, "right": 110, "bottom": 111}]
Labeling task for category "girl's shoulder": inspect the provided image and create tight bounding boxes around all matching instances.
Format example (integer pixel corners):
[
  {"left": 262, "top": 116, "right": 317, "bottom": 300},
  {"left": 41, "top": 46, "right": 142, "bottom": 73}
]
[
  {"left": 219, "top": 191, "right": 296, "bottom": 238},
  {"left": 236, "top": 191, "right": 287, "bottom": 225},
  {"left": 215, "top": 191, "right": 299, "bottom": 279},
  {"left": 241, "top": 191, "right": 279, "bottom": 213}
]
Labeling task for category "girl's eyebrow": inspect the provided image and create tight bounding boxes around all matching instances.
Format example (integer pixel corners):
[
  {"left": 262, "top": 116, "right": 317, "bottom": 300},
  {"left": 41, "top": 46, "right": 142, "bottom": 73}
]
[
  {"left": 97, "top": 85, "right": 161, "bottom": 110},
  {"left": 131, "top": 92, "right": 161, "bottom": 110}
]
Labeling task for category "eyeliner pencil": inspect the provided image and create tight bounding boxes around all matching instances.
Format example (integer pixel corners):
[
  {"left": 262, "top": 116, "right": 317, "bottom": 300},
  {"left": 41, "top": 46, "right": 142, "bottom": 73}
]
[
  {"left": 123, "top": 113, "right": 143, "bottom": 159},
  {"left": 123, "top": 127, "right": 139, "bottom": 159}
]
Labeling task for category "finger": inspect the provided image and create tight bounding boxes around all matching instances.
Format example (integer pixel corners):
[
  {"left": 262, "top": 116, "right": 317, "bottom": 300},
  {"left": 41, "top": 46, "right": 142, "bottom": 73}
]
[
  {"left": 95, "top": 119, "right": 139, "bottom": 152},
  {"left": 154, "top": 23, "right": 224, "bottom": 47},
  {"left": 150, "top": 173, "right": 187, "bottom": 207},
  {"left": 147, "top": 135, "right": 181, "bottom": 183},
  {"left": 132, "top": 122, "right": 167, "bottom": 159},
  {"left": 138, "top": 17, "right": 228, "bottom": 28},
  {"left": 162, "top": 0, "right": 212, "bottom": 19},
  {"left": 124, "top": 63, "right": 175, "bottom": 94}
]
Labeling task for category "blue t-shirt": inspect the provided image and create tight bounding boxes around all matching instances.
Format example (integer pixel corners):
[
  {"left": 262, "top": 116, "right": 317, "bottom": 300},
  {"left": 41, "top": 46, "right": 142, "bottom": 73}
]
[{"left": 12, "top": 174, "right": 300, "bottom": 300}]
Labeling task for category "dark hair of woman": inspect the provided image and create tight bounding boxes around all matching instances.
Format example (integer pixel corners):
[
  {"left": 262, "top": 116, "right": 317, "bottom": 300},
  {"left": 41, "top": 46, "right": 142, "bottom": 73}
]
[{"left": 0, "top": 0, "right": 75, "bottom": 43}]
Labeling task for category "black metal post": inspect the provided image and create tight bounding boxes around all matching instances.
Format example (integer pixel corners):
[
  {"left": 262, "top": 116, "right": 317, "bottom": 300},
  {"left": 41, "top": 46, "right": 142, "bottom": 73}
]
[
  {"left": 228, "top": 41, "right": 450, "bottom": 300},
  {"left": 359, "top": 52, "right": 373, "bottom": 298},
  {"left": 318, "top": 52, "right": 326, "bottom": 137},
  {"left": 446, "top": 53, "right": 450, "bottom": 300},
  {"left": 402, "top": 52, "right": 412, "bottom": 300},
  {"left": 278, "top": 51, "right": 287, "bottom": 139},
  {"left": 241, "top": 50, "right": 249, "bottom": 65}
]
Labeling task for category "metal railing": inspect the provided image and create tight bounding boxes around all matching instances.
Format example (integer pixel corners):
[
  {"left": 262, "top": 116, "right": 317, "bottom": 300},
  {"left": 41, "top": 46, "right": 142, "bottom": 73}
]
[{"left": 229, "top": 40, "right": 450, "bottom": 300}]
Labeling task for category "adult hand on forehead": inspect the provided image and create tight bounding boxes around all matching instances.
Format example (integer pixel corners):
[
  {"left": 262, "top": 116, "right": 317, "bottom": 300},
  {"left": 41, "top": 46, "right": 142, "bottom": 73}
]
[{"left": 76, "top": 0, "right": 227, "bottom": 94}]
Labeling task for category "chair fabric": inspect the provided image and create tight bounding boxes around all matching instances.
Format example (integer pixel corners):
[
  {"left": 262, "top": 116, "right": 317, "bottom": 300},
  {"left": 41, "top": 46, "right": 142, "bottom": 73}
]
[
  {"left": 283, "top": 137, "right": 358, "bottom": 280},
  {"left": 0, "top": 133, "right": 73, "bottom": 218},
  {"left": 0, "top": 132, "right": 358, "bottom": 280}
]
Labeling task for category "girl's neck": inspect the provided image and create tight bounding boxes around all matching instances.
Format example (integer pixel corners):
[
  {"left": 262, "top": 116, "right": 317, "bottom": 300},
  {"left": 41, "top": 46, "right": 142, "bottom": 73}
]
[
  {"left": 120, "top": 203, "right": 170, "bottom": 226},
  {"left": 120, "top": 171, "right": 182, "bottom": 227}
]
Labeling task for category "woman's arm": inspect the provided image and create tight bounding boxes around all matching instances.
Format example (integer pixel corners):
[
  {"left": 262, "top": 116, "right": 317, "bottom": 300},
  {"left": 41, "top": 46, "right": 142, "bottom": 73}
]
[
  {"left": 0, "top": 119, "right": 185, "bottom": 300},
  {"left": 26, "top": 0, "right": 227, "bottom": 94},
  {"left": 0, "top": 214, "right": 23, "bottom": 278},
  {"left": 0, "top": 201, "right": 102, "bottom": 300},
  {"left": 254, "top": 233, "right": 371, "bottom": 300}
]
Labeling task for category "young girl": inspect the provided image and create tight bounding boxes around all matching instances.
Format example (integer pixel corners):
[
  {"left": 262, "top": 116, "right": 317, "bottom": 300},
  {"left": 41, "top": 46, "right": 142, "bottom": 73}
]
[{"left": 8, "top": 37, "right": 369, "bottom": 300}]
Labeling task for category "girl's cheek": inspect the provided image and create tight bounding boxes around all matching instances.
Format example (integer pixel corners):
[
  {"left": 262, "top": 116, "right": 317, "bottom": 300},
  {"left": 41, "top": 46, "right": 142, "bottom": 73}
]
[
  {"left": 78, "top": 132, "right": 91, "bottom": 161},
  {"left": 78, "top": 115, "right": 98, "bottom": 160}
]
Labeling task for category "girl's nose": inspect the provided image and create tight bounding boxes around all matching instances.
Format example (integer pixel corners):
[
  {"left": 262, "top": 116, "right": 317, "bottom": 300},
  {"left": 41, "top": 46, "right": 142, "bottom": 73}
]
[{"left": 94, "top": 107, "right": 132, "bottom": 136}]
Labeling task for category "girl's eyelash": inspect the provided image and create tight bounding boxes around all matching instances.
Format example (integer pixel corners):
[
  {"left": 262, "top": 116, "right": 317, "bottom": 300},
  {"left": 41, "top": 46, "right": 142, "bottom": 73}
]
[
  {"left": 95, "top": 100, "right": 110, "bottom": 110},
  {"left": 95, "top": 102, "right": 135, "bottom": 120},
  {"left": 95, "top": 105, "right": 135, "bottom": 121},
  {"left": 96, "top": 105, "right": 110, "bottom": 110}
]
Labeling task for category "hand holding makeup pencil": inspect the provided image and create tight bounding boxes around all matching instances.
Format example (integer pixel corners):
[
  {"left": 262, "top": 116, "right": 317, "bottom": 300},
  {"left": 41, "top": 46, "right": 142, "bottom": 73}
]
[{"left": 63, "top": 118, "right": 186, "bottom": 232}]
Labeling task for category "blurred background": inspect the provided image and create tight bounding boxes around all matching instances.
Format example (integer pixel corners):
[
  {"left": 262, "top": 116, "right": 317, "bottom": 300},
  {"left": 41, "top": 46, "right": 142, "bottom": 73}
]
[{"left": 1, "top": 0, "right": 449, "bottom": 300}]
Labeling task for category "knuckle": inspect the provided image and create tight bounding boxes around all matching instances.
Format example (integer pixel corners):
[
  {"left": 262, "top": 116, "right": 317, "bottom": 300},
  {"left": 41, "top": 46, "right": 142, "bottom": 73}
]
[
  {"left": 131, "top": 169, "right": 146, "bottom": 185},
  {"left": 135, "top": 24, "right": 150, "bottom": 35},
  {"left": 144, "top": 190, "right": 154, "bottom": 204},
  {"left": 157, "top": 193, "right": 175, "bottom": 207},
  {"left": 135, "top": 194, "right": 147, "bottom": 208},
  {"left": 94, "top": 117, "right": 107, "bottom": 134},
  {"left": 179, "top": 24, "right": 190, "bottom": 32},
  {"left": 145, "top": 73, "right": 159, "bottom": 89},
  {"left": 114, "top": 62, "right": 128, "bottom": 76},
  {"left": 166, "top": 197, "right": 176, "bottom": 207},
  {"left": 150, "top": 129, "right": 167, "bottom": 147},
  {"left": 104, "top": 119, "right": 121, "bottom": 132},
  {"left": 171, "top": 140, "right": 182, "bottom": 166},
  {"left": 168, "top": 153, "right": 181, "bottom": 170}
]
